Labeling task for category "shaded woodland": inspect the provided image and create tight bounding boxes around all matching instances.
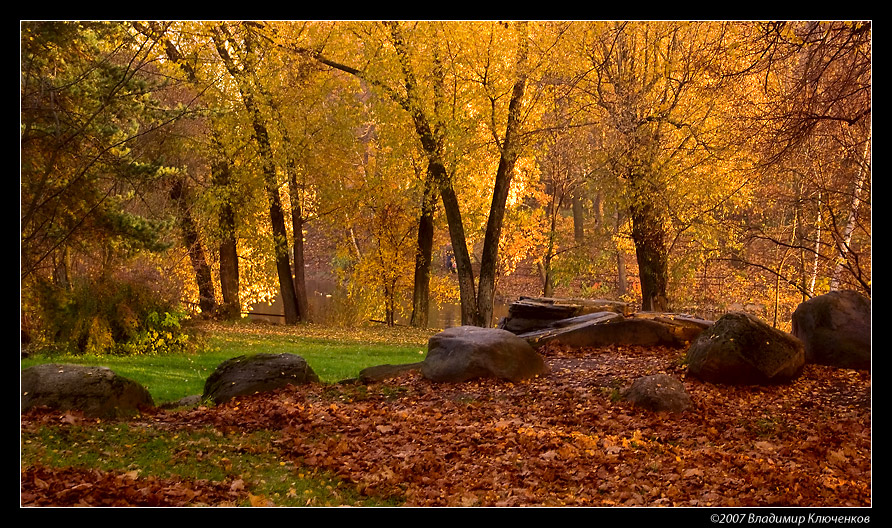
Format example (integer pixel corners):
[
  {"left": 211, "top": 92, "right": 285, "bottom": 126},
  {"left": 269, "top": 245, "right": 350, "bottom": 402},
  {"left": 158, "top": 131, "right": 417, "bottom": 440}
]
[{"left": 21, "top": 21, "right": 871, "bottom": 354}]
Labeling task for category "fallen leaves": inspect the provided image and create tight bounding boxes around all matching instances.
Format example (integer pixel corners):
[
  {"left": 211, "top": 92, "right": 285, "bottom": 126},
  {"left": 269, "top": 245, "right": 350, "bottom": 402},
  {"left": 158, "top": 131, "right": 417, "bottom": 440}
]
[
  {"left": 21, "top": 344, "right": 870, "bottom": 507},
  {"left": 21, "top": 464, "right": 249, "bottom": 507}
]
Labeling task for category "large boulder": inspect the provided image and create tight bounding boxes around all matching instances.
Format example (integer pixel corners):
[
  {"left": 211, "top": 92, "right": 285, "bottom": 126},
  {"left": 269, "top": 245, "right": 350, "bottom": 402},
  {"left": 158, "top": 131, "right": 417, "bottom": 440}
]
[
  {"left": 791, "top": 290, "right": 871, "bottom": 370},
  {"left": 685, "top": 312, "right": 805, "bottom": 385},
  {"left": 622, "top": 374, "right": 692, "bottom": 413},
  {"left": 203, "top": 353, "right": 319, "bottom": 404},
  {"left": 421, "top": 326, "right": 549, "bottom": 383},
  {"left": 21, "top": 363, "right": 154, "bottom": 418}
]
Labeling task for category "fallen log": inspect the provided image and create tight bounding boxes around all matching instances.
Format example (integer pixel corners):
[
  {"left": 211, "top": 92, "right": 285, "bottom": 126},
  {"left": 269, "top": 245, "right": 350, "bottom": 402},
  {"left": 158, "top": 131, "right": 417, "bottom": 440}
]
[
  {"left": 519, "top": 312, "right": 713, "bottom": 349},
  {"left": 498, "top": 296, "right": 634, "bottom": 334},
  {"left": 499, "top": 297, "right": 713, "bottom": 349}
]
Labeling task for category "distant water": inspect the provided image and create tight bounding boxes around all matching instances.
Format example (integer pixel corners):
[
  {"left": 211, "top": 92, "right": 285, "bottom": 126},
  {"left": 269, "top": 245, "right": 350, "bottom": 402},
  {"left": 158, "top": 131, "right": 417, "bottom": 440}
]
[{"left": 246, "top": 278, "right": 510, "bottom": 329}]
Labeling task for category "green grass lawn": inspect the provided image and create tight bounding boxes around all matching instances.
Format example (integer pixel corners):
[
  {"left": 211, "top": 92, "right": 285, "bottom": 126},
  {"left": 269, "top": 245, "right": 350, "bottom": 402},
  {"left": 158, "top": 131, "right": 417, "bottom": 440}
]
[
  {"left": 21, "top": 320, "right": 438, "bottom": 506},
  {"left": 21, "top": 319, "right": 436, "bottom": 405}
]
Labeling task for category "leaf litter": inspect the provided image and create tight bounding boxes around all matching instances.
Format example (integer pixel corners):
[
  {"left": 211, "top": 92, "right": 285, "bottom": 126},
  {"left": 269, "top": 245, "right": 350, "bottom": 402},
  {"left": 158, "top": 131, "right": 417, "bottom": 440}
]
[{"left": 21, "top": 343, "right": 870, "bottom": 507}]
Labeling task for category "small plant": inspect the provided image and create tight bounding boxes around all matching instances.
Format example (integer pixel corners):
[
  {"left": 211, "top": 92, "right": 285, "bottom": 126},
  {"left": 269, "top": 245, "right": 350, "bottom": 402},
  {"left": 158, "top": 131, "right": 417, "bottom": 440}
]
[
  {"left": 114, "top": 310, "right": 193, "bottom": 356},
  {"left": 601, "top": 378, "right": 626, "bottom": 402},
  {"left": 31, "top": 268, "right": 194, "bottom": 357},
  {"left": 751, "top": 416, "right": 779, "bottom": 437}
]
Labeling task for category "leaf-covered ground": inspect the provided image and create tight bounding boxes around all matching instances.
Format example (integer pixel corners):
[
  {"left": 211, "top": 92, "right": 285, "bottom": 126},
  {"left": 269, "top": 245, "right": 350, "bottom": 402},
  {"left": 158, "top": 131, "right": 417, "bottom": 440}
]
[{"left": 21, "top": 343, "right": 870, "bottom": 507}]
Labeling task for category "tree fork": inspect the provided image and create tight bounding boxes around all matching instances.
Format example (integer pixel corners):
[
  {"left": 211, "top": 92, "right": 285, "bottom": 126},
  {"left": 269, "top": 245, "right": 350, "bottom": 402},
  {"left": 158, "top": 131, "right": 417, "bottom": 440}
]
[{"left": 475, "top": 21, "right": 530, "bottom": 327}]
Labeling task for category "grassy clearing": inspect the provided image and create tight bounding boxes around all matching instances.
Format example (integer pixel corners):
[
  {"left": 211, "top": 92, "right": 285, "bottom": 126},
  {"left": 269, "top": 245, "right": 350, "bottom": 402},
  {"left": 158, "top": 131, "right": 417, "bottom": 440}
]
[
  {"left": 21, "top": 319, "right": 436, "bottom": 506},
  {"left": 21, "top": 319, "right": 436, "bottom": 405}
]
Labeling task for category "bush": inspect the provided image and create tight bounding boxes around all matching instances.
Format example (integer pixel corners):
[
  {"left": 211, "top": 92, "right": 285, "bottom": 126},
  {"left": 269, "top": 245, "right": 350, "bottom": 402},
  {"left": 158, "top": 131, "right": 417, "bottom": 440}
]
[{"left": 32, "top": 270, "right": 194, "bottom": 356}]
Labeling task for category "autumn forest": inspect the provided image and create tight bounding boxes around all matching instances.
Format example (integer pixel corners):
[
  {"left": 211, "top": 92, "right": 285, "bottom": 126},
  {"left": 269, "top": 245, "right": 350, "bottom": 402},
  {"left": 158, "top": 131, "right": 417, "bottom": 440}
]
[{"left": 21, "top": 20, "right": 871, "bottom": 351}]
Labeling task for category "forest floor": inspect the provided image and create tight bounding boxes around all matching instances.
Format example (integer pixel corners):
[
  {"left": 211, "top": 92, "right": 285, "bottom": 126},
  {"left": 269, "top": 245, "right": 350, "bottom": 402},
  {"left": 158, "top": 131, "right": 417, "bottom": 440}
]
[{"left": 21, "top": 342, "right": 871, "bottom": 508}]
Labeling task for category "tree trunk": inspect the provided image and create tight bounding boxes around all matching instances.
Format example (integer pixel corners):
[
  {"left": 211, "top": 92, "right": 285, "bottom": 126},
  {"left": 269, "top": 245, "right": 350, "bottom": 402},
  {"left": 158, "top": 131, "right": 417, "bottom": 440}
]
[
  {"left": 808, "top": 190, "right": 822, "bottom": 295},
  {"left": 288, "top": 176, "right": 311, "bottom": 322},
  {"left": 572, "top": 193, "right": 586, "bottom": 242},
  {"left": 538, "top": 261, "right": 554, "bottom": 297},
  {"left": 170, "top": 177, "right": 217, "bottom": 316},
  {"left": 540, "top": 192, "right": 560, "bottom": 297},
  {"left": 265, "top": 172, "right": 301, "bottom": 325},
  {"left": 616, "top": 250, "right": 628, "bottom": 296},
  {"left": 628, "top": 174, "right": 669, "bottom": 312},
  {"left": 831, "top": 135, "right": 870, "bottom": 291},
  {"left": 437, "top": 168, "right": 479, "bottom": 325},
  {"left": 410, "top": 171, "right": 437, "bottom": 328},
  {"left": 212, "top": 27, "right": 301, "bottom": 324},
  {"left": 475, "top": 21, "right": 529, "bottom": 327},
  {"left": 614, "top": 210, "right": 628, "bottom": 296},
  {"left": 213, "top": 160, "right": 241, "bottom": 320}
]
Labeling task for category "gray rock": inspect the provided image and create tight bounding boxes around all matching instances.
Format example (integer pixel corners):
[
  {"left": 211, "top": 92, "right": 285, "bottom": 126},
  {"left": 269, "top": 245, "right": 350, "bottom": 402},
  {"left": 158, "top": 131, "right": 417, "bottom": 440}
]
[
  {"left": 359, "top": 362, "right": 424, "bottom": 383},
  {"left": 21, "top": 363, "right": 154, "bottom": 418},
  {"left": 203, "top": 353, "right": 319, "bottom": 404},
  {"left": 159, "top": 394, "right": 203, "bottom": 410},
  {"left": 421, "top": 326, "right": 549, "bottom": 383},
  {"left": 791, "top": 290, "right": 871, "bottom": 370},
  {"left": 685, "top": 312, "right": 805, "bottom": 385},
  {"left": 622, "top": 373, "right": 692, "bottom": 413}
]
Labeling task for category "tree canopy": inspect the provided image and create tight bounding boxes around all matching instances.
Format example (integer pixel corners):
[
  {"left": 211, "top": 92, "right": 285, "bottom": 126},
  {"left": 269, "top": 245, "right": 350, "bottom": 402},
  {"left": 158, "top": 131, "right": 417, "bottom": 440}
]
[{"left": 21, "top": 20, "right": 870, "bottom": 350}]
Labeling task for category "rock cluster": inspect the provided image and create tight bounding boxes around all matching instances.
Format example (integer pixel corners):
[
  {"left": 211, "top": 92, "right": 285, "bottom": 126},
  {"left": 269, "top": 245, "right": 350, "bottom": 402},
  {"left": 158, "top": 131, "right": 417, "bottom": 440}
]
[
  {"left": 498, "top": 296, "right": 713, "bottom": 349},
  {"left": 20, "top": 291, "right": 869, "bottom": 418}
]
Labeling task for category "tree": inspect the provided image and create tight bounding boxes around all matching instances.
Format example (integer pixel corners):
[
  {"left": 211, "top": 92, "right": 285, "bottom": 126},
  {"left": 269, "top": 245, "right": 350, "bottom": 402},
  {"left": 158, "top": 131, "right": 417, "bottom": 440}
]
[
  {"left": 210, "top": 22, "right": 305, "bottom": 324},
  {"left": 533, "top": 76, "right": 592, "bottom": 297},
  {"left": 472, "top": 21, "right": 531, "bottom": 326},
  {"left": 722, "top": 21, "right": 871, "bottom": 308},
  {"left": 132, "top": 21, "right": 245, "bottom": 319},
  {"left": 579, "top": 21, "right": 751, "bottom": 312},
  {"left": 21, "top": 22, "right": 175, "bottom": 284},
  {"left": 24, "top": 21, "right": 869, "bottom": 335},
  {"left": 20, "top": 21, "right": 203, "bottom": 350},
  {"left": 275, "top": 21, "right": 535, "bottom": 326}
]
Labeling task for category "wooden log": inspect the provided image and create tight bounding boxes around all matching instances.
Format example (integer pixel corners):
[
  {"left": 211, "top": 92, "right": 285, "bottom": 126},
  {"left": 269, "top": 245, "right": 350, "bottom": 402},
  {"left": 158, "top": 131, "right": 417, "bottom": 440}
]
[
  {"left": 500, "top": 297, "right": 634, "bottom": 334},
  {"left": 517, "top": 310, "right": 713, "bottom": 349}
]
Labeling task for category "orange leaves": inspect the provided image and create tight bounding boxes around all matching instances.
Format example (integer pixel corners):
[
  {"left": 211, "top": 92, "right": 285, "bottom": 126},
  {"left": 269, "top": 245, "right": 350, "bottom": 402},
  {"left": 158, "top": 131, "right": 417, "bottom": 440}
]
[
  {"left": 21, "top": 464, "right": 249, "bottom": 507},
  {"left": 247, "top": 493, "right": 275, "bottom": 507},
  {"left": 227, "top": 350, "right": 866, "bottom": 505},
  {"left": 22, "top": 345, "right": 870, "bottom": 507}
]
